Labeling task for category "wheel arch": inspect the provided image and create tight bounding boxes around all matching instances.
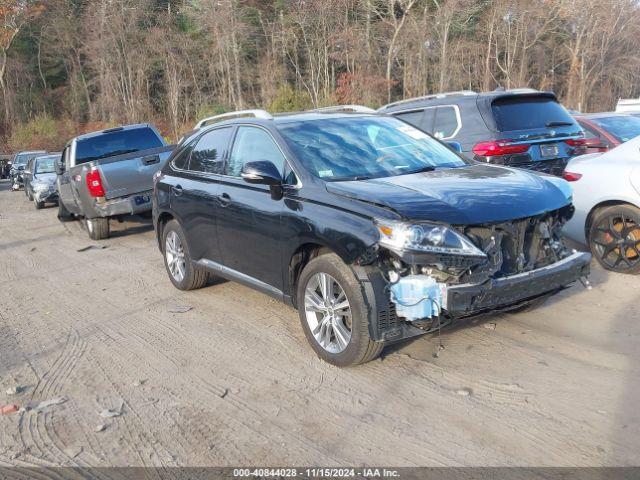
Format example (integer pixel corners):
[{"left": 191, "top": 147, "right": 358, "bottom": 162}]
[
  {"left": 156, "top": 211, "right": 175, "bottom": 251},
  {"left": 585, "top": 200, "right": 640, "bottom": 239},
  {"left": 287, "top": 242, "right": 335, "bottom": 308}
]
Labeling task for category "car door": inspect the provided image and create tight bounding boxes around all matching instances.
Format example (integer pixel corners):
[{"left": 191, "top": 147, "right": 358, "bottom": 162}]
[
  {"left": 24, "top": 158, "right": 34, "bottom": 193},
  {"left": 171, "top": 126, "right": 233, "bottom": 263},
  {"left": 57, "top": 146, "right": 81, "bottom": 213},
  {"left": 215, "top": 125, "right": 287, "bottom": 294}
]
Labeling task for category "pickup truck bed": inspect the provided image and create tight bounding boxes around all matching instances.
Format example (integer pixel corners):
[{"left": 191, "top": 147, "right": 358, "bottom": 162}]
[{"left": 57, "top": 124, "right": 175, "bottom": 240}]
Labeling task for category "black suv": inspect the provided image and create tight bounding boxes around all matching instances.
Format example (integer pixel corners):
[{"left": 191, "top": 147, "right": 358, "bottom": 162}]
[
  {"left": 378, "top": 89, "right": 586, "bottom": 176},
  {"left": 152, "top": 107, "right": 590, "bottom": 367}
]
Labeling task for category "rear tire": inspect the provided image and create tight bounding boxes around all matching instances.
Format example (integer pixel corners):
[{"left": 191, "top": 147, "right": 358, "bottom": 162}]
[
  {"left": 297, "top": 252, "right": 384, "bottom": 367},
  {"left": 57, "top": 200, "right": 75, "bottom": 222},
  {"left": 85, "top": 217, "right": 110, "bottom": 240},
  {"left": 588, "top": 205, "right": 640, "bottom": 274},
  {"left": 162, "top": 219, "right": 209, "bottom": 290}
]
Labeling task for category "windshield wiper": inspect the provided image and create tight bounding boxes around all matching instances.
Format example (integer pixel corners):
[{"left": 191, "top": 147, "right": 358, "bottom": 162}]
[
  {"left": 412, "top": 165, "right": 436, "bottom": 173},
  {"left": 546, "top": 121, "right": 574, "bottom": 127}
]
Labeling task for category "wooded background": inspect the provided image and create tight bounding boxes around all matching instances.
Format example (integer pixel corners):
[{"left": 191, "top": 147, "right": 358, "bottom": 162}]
[{"left": 1, "top": 0, "right": 639, "bottom": 150}]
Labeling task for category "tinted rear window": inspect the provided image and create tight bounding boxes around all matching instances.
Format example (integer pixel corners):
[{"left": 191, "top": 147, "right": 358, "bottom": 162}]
[
  {"left": 491, "top": 97, "right": 576, "bottom": 132},
  {"left": 75, "top": 128, "right": 163, "bottom": 164}
]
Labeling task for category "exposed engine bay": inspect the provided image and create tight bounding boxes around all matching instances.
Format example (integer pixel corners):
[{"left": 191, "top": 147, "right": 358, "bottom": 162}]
[{"left": 375, "top": 205, "right": 590, "bottom": 330}]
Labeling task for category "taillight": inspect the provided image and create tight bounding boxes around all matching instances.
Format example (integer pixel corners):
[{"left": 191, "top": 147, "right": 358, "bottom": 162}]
[
  {"left": 565, "top": 138, "right": 587, "bottom": 147},
  {"left": 86, "top": 169, "right": 105, "bottom": 197},
  {"left": 472, "top": 140, "right": 530, "bottom": 157},
  {"left": 562, "top": 171, "right": 582, "bottom": 182}
]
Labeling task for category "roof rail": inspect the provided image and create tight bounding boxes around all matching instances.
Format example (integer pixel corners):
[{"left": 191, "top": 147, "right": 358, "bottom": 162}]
[
  {"left": 504, "top": 87, "right": 539, "bottom": 94},
  {"left": 311, "top": 105, "right": 376, "bottom": 114},
  {"left": 380, "top": 90, "right": 477, "bottom": 110},
  {"left": 195, "top": 109, "right": 273, "bottom": 129}
]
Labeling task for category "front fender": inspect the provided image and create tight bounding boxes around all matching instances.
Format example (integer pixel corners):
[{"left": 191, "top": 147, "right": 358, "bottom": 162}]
[{"left": 282, "top": 199, "right": 379, "bottom": 266}]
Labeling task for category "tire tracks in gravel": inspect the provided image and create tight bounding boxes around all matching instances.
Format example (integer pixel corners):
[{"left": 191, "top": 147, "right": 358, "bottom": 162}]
[
  {"left": 93, "top": 309, "right": 339, "bottom": 465},
  {"left": 18, "top": 329, "right": 86, "bottom": 466}
]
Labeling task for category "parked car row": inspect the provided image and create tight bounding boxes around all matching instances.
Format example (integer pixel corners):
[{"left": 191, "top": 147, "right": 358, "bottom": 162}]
[{"left": 9, "top": 90, "right": 639, "bottom": 367}]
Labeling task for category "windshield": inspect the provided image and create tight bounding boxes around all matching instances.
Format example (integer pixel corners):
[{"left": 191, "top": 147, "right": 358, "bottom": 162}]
[
  {"left": 35, "top": 156, "right": 58, "bottom": 174},
  {"left": 13, "top": 152, "right": 44, "bottom": 167},
  {"left": 76, "top": 127, "right": 163, "bottom": 164},
  {"left": 592, "top": 116, "right": 640, "bottom": 143},
  {"left": 278, "top": 116, "right": 467, "bottom": 181},
  {"left": 491, "top": 96, "right": 577, "bottom": 131}
]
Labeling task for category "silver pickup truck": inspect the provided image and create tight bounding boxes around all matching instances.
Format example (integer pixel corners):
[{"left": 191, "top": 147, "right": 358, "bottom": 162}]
[{"left": 55, "top": 124, "right": 175, "bottom": 240}]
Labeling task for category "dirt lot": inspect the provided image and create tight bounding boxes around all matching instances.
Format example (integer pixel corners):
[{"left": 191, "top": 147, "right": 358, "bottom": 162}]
[{"left": 0, "top": 178, "right": 639, "bottom": 468}]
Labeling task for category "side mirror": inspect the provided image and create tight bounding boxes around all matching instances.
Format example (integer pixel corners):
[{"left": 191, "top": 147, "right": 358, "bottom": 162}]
[
  {"left": 55, "top": 160, "right": 66, "bottom": 175},
  {"left": 241, "top": 161, "right": 282, "bottom": 186},
  {"left": 447, "top": 141, "right": 463, "bottom": 153}
]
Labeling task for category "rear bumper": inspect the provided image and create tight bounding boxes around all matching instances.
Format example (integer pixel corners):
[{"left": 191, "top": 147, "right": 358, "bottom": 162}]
[
  {"left": 89, "top": 191, "right": 153, "bottom": 218},
  {"left": 446, "top": 251, "right": 591, "bottom": 317}
]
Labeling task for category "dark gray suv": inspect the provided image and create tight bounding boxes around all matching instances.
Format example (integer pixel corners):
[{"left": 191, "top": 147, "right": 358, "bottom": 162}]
[{"left": 379, "top": 89, "right": 586, "bottom": 176}]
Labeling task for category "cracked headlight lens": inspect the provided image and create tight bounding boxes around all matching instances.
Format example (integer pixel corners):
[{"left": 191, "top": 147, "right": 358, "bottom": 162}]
[{"left": 376, "top": 219, "right": 487, "bottom": 257}]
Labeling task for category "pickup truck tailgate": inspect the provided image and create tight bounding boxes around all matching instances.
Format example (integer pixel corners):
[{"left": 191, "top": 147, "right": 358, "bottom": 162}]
[{"left": 96, "top": 145, "right": 175, "bottom": 200}]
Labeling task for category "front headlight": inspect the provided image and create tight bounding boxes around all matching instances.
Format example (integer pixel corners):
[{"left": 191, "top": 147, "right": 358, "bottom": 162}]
[{"left": 375, "top": 219, "right": 487, "bottom": 257}]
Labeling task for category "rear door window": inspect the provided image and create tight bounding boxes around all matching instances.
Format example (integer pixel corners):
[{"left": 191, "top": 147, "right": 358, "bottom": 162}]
[
  {"left": 75, "top": 128, "right": 163, "bottom": 165},
  {"left": 189, "top": 127, "right": 232, "bottom": 174},
  {"left": 491, "top": 97, "right": 576, "bottom": 131},
  {"left": 433, "top": 106, "right": 459, "bottom": 139}
]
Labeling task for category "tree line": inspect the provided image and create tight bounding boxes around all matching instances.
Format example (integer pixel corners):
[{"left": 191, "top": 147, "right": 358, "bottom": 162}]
[{"left": 1, "top": 0, "right": 640, "bottom": 150}]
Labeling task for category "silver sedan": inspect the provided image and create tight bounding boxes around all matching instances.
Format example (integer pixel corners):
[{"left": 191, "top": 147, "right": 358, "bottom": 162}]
[{"left": 562, "top": 135, "right": 640, "bottom": 274}]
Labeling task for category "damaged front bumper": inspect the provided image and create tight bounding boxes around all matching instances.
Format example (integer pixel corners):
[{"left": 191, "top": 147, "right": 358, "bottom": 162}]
[
  {"left": 365, "top": 251, "right": 591, "bottom": 343},
  {"left": 445, "top": 251, "right": 591, "bottom": 317},
  {"left": 33, "top": 188, "right": 58, "bottom": 203}
]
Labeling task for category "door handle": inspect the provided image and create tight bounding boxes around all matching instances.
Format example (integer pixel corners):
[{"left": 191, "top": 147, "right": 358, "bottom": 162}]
[
  {"left": 171, "top": 185, "right": 183, "bottom": 196},
  {"left": 143, "top": 154, "right": 160, "bottom": 165},
  {"left": 219, "top": 192, "right": 231, "bottom": 206}
]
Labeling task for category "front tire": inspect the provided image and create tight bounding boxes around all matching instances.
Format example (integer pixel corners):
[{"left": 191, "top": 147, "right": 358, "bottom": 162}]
[
  {"left": 85, "top": 217, "right": 110, "bottom": 240},
  {"left": 162, "top": 219, "right": 209, "bottom": 290},
  {"left": 297, "top": 253, "right": 383, "bottom": 367},
  {"left": 34, "top": 198, "right": 44, "bottom": 209},
  {"left": 588, "top": 205, "right": 640, "bottom": 274}
]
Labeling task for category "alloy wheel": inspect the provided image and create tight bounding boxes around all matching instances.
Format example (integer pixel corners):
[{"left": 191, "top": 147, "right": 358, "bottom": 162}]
[
  {"left": 304, "top": 272, "right": 352, "bottom": 354},
  {"left": 591, "top": 212, "right": 640, "bottom": 271},
  {"left": 165, "top": 230, "right": 186, "bottom": 282}
]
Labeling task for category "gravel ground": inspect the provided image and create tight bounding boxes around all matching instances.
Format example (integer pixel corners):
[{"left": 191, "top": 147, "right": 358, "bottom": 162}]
[{"left": 0, "top": 178, "right": 639, "bottom": 467}]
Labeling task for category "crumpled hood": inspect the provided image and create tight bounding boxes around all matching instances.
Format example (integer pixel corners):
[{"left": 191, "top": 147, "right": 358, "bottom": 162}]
[
  {"left": 32, "top": 172, "right": 57, "bottom": 186},
  {"left": 325, "top": 164, "right": 572, "bottom": 225}
]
